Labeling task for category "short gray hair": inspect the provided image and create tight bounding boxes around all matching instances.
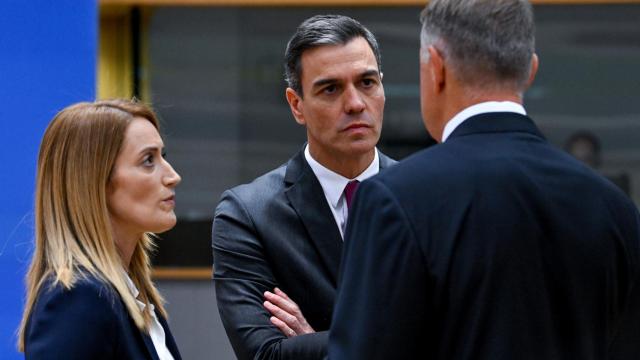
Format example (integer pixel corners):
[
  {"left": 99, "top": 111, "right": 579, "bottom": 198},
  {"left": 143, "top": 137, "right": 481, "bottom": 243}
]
[
  {"left": 420, "top": 0, "right": 535, "bottom": 91},
  {"left": 284, "top": 15, "right": 382, "bottom": 97}
]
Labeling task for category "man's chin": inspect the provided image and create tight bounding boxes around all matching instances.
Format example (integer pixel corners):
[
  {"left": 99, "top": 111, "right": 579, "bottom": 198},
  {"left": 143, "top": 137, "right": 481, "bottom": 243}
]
[{"left": 345, "top": 139, "right": 378, "bottom": 155}]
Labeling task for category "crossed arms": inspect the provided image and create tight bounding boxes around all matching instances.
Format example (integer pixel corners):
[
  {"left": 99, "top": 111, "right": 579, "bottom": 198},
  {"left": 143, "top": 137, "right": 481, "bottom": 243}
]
[{"left": 212, "top": 189, "right": 329, "bottom": 360}]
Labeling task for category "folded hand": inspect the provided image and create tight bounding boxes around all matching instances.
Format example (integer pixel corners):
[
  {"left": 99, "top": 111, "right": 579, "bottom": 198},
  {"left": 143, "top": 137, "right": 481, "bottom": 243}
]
[{"left": 263, "top": 287, "right": 315, "bottom": 338}]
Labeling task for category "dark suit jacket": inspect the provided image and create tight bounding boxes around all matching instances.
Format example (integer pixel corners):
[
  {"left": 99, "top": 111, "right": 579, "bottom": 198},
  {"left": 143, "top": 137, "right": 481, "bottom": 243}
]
[
  {"left": 25, "top": 274, "right": 182, "bottom": 360},
  {"left": 330, "top": 113, "right": 640, "bottom": 360},
  {"left": 212, "top": 148, "right": 395, "bottom": 360}
]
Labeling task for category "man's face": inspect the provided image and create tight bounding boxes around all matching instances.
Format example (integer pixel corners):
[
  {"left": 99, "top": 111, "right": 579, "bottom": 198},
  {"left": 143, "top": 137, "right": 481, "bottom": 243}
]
[{"left": 287, "top": 37, "right": 385, "bottom": 165}]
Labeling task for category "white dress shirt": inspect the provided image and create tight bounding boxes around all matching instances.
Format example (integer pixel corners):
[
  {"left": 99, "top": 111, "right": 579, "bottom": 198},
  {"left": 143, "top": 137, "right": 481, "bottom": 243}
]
[
  {"left": 124, "top": 273, "right": 175, "bottom": 360},
  {"left": 305, "top": 145, "right": 380, "bottom": 238},
  {"left": 441, "top": 101, "right": 527, "bottom": 142}
]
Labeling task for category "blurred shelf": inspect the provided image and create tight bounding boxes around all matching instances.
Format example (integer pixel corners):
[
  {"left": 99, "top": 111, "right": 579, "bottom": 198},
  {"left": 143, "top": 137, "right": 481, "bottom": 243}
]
[{"left": 153, "top": 267, "right": 212, "bottom": 280}]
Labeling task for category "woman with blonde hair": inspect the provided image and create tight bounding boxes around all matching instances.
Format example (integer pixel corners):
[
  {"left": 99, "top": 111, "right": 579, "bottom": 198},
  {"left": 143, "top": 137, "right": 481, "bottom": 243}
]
[{"left": 18, "top": 99, "right": 182, "bottom": 359}]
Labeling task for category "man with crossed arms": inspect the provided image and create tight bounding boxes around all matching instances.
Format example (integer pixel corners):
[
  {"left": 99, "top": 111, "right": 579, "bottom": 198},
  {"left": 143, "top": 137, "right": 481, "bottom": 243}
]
[{"left": 212, "top": 15, "right": 395, "bottom": 360}]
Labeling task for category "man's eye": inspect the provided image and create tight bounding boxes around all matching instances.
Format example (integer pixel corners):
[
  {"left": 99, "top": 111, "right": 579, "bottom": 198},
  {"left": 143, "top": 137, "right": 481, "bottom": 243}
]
[
  {"left": 362, "top": 78, "right": 375, "bottom": 87},
  {"left": 323, "top": 85, "right": 337, "bottom": 94}
]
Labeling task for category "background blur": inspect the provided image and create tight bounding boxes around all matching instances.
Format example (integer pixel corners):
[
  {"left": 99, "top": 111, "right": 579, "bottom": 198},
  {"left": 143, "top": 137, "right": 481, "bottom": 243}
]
[{"left": 2, "top": 1, "right": 639, "bottom": 359}]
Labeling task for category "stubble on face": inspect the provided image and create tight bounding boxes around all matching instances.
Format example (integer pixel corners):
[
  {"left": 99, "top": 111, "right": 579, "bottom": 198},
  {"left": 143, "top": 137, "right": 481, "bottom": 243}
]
[{"left": 295, "top": 37, "right": 385, "bottom": 176}]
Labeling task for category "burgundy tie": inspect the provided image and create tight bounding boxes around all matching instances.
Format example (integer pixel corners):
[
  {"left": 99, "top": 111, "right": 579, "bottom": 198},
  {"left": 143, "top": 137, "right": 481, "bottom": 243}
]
[{"left": 344, "top": 180, "right": 360, "bottom": 209}]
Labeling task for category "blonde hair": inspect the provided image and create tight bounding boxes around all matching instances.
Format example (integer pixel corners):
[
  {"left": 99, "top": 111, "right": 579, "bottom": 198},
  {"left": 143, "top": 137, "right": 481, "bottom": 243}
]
[{"left": 18, "top": 99, "right": 168, "bottom": 351}]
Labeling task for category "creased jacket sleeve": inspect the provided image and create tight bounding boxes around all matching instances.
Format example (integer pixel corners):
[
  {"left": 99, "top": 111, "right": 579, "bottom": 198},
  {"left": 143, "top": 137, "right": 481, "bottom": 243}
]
[{"left": 212, "top": 189, "right": 328, "bottom": 360}]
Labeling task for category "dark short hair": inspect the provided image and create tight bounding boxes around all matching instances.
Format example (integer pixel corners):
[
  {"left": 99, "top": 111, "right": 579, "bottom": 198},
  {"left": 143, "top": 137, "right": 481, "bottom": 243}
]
[
  {"left": 420, "top": 0, "right": 535, "bottom": 91},
  {"left": 284, "top": 14, "right": 382, "bottom": 97}
]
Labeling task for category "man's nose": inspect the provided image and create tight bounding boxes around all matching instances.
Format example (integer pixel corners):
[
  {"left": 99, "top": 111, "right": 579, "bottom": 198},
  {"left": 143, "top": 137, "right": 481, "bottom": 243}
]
[{"left": 343, "top": 85, "right": 365, "bottom": 114}]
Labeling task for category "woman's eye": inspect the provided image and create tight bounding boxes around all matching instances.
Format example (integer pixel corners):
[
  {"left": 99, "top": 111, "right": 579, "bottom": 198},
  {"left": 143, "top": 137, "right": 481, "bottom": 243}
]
[{"left": 143, "top": 155, "right": 154, "bottom": 166}]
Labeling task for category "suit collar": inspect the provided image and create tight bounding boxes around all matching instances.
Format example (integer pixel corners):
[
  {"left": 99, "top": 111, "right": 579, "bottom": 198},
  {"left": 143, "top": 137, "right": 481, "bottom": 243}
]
[
  {"left": 284, "top": 144, "right": 395, "bottom": 184},
  {"left": 159, "top": 315, "right": 182, "bottom": 360},
  {"left": 379, "top": 152, "right": 396, "bottom": 169},
  {"left": 448, "top": 112, "right": 545, "bottom": 141},
  {"left": 283, "top": 146, "right": 395, "bottom": 284},
  {"left": 140, "top": 312, "right": 182, "bottom": 360},
  {"left": 442, "top": 102, "right": 526, "bottom": 142},
  {"left": 304, "top": 145, "right": 381, "bottom": 209},
  {"left": 285, "top": 149, "right": 344, "bottom": 284},
  {"left": 140, "top": 332, "right": 160, "bottom": 360}
]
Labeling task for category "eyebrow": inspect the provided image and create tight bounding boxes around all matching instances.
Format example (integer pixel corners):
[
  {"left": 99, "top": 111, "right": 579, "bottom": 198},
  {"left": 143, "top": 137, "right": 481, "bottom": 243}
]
[
  {"left": 311, "top": 69, "right": 381, "bottom": 89},
  {"left": 137, "top": 144, "right": 164, "bottom": 155}
]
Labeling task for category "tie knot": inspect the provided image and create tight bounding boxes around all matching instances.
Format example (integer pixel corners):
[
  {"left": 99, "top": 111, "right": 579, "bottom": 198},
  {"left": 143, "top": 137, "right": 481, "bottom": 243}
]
[{"left": 344, "top": 180, "right": 360, "bottom": 209}]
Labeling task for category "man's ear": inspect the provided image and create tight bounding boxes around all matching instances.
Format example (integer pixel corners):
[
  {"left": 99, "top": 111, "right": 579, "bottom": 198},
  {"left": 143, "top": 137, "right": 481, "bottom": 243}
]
[
  {"left": 428, "top": 45, "right": 445, "bottom": 94},
  {"left": 285, "top": 88, "right": 305, "bottom": 125},
  {"left": 526, "top": 53, "right": 539, "bottom": 89}
]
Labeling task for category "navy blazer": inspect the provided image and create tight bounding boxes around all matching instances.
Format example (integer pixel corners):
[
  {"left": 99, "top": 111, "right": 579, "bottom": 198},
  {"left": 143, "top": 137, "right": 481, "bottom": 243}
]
[
  {"left": 212, "top": 148, "right": 395, "bottom": 360},
  {"left": 330, "top": 113, "right": 640, "bottom": 360},
  {"left": 25, "top": 274, "right": 182, "bottom": 360}
]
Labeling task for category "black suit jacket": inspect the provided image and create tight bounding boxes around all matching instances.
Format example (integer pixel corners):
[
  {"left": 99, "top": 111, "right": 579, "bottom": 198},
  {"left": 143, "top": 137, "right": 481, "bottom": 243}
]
[
  {"left": 24, "top": 274, "right": 182, "bottom": 360},
  {"left": 330, "top": 113, "right": 640, "bottom": 360},
  {"left": 212, "top": 148, "right": 395, "bottom": 360}
]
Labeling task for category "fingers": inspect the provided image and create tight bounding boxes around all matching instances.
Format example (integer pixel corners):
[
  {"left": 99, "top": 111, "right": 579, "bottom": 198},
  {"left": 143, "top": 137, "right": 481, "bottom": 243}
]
[
  {"left": 264, "top": 290, "right": 297, "bottom": 314},
  {"left": 264, "top": 300, "right": 297, "bottom": 325},
  {"left": 269, "top": 316, "right": 296, "bottom": 338},
  {"left": 263, "top": 288, "right": 316, "bottom": 336}
]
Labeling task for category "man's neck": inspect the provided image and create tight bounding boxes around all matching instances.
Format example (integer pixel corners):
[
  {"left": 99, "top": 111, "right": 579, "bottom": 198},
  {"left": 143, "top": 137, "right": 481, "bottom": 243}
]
[{"left": 308, "top": 147, "right": 376, "bottom": 179}]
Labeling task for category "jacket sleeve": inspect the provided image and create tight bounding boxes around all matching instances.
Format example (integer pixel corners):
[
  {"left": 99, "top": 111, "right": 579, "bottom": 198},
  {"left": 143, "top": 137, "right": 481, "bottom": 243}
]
[
  {"left": 24, "top": 281, "right": 119, "bottom": 359},
  {"left": 328, "top": 178, "right": 431, "bottom": 360},
  {"left": 212, "top": 189, "right": 328, "bottom": 360}
]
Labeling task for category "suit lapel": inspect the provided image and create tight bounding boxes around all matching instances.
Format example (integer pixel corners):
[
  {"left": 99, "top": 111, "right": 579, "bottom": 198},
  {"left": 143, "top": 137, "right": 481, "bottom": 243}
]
[
  {"left": 139, "top": 313, "right": 182, "bottom": 360},
  {"left": 284, "top": 149, "right": 343, "bottom": 285},
  {"left": 283, "top": 149, "right": 396, "bottom": 284},
  {"left": 159, "top": 314, "right": 182, "bottom": 360},
  {"left": 140, "top": 331, "right": 160, "bottom": 360}
]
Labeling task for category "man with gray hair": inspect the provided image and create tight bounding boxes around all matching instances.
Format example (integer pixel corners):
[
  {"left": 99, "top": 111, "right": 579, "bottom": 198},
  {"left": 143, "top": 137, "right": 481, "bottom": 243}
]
[
  {"left": 212, "top": 14, "right": 395, "bottom": 360},
  {"left": 329, "top": 1, "right": 640, "bottom": 359}
]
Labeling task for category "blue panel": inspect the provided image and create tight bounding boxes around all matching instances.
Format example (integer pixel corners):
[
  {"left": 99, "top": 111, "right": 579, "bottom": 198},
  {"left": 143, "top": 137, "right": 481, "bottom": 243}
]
[{"left": 0, "top": 1, "right": 97, "bottom": 358}]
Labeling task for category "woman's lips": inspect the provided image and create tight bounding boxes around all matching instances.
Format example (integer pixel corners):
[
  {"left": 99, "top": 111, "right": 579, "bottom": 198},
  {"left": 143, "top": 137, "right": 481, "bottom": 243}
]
[{"left": 162, "top": 195, "right": 175, "bottom": 207}]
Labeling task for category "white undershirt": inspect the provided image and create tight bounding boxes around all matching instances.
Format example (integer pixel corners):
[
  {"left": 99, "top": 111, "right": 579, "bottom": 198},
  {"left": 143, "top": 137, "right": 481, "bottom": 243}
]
[
  {"left": 441, "top": 101, "right": 527, "bottom": 142},
  {"left": 123, "top": 273, "right": 175, "bottom": 360},
  {"left": 304, "top": 145, "right": 380, "bottom": 238}
]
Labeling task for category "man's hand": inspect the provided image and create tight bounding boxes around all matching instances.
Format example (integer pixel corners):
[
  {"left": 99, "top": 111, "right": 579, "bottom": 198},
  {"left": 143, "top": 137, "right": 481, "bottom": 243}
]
[{"left": 263, "top": 287, "right": 315, "bottom": 338}]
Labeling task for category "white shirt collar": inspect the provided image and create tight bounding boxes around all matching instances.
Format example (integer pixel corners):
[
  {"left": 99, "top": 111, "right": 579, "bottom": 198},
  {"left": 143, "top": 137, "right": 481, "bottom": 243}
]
[
  {"left": 441, "top": 101, "right": 526, "bottom": 142},
  {"left": 123, "top": 270, "right": 174, "bottom": 360},
  {"left": 123, "top": 271, "right": 150, "bottom": 311},
  {"left": 123, "top": 271, "right": 140, "bottom": 299},
  {"left": 304, "top": 145, "right": 379, "bottom": 208}
]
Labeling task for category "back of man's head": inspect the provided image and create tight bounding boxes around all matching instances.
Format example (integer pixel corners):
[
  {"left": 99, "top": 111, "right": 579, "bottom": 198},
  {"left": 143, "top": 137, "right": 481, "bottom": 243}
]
[
  {"left": 420, "top": 0, "right": 535, "bottom": 93},
  {"left": 284, "top": 14, "right": 382, "bottom": 97}
]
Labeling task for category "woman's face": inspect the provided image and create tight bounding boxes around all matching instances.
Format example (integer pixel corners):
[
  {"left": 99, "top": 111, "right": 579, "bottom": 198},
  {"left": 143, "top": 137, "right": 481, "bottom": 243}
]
[{"left": 107, "top": 118, "right": 181, "bottom": 240}]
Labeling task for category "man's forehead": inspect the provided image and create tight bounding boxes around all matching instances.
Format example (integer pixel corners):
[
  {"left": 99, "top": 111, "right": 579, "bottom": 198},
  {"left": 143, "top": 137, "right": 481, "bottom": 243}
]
[
  {"left": 301, "top": 37, "right": 375, "bottom": 62},
  {"left": 299, "top": 38, "right": 379, "bottom": 81}
]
